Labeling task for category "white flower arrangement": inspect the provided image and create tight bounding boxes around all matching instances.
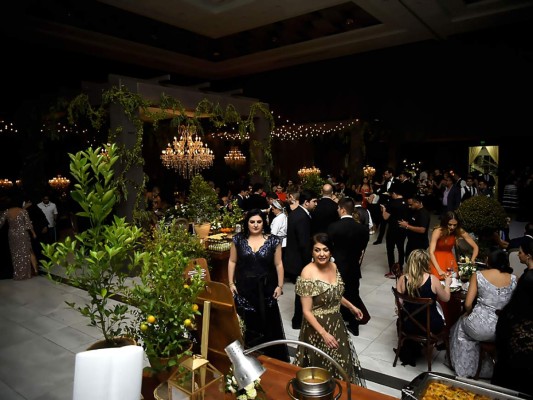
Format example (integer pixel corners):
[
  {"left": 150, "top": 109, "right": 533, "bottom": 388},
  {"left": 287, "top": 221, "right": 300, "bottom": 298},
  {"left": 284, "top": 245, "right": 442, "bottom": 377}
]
[
  {"left": 458, "top": 256, "right": 476, "bottom": 281},
  {"left": 224, "top": 367, "right": 264, "bottom": 399}
]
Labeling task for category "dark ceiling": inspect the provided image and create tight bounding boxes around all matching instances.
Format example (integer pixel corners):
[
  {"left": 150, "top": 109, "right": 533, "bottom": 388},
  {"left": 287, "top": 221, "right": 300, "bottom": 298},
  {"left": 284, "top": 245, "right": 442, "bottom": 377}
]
[{"left": 1, "top": 0, "right": 533, "bottom": 138}]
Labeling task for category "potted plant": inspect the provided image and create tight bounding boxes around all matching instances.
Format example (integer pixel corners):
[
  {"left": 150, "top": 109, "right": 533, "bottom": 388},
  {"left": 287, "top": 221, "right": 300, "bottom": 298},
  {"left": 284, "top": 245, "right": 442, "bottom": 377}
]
[
  {"left": 41, "top": 144, "right": 143, "bottom": 347},
  {"left": 456, "top": 195, "right": 508, "bottom": 259},
  {"left": 126, "top": 221, "right": 206, "bottom": 380},
  {"left": 186, "top": 174, "right": 219, "bottom": 238}
]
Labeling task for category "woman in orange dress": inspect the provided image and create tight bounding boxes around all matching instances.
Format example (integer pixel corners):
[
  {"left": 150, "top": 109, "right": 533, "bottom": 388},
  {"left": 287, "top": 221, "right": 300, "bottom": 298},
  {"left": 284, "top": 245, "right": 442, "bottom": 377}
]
[
  {"left": 356, "top": 176, "right": 373, "bottom": 208},
  {"left": 429, "top": 211, "right": 479, "bottom": 325}
]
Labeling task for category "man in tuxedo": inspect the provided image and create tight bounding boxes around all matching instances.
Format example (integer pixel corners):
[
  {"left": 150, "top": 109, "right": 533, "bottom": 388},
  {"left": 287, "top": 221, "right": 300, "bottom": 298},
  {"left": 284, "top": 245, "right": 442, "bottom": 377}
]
[
  {"left": 311, "top": 183, "right": 339, "bottom": 234},
  {"left": 382, "top": 184, "right": 409, "bottom": 278},
  {"left": 327, "top": 197, "right": 369, "bottom": 336},
  {"left": 397, "top": 170, "right": 417, "bottom": 200},
  {"left": 461, "top": 176, "right": 478, "bottom": 202},
  {"left": 284, "top": 189, "right": 318, "bottom": 329},
  {"left": 478, "top": 166, "right": 496, "bottom": 191},
  {"left": 374, "top": 167, "right": 395, "bottom": 244},
  {"left": 235, "top": 186, "right": 249, "bottom": 210},
  {"left": 244, "top": 182, "right": 268, "bottom": 212}
]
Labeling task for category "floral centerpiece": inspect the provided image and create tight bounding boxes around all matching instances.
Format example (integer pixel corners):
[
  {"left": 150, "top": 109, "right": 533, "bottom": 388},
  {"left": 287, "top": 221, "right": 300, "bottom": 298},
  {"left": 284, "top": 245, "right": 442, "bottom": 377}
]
[
  {"left": 458, "top": 255, "right": 477, "bottom": 282},
  {"left": 224, "top": 367, "right": 265, "bottom": 400}
]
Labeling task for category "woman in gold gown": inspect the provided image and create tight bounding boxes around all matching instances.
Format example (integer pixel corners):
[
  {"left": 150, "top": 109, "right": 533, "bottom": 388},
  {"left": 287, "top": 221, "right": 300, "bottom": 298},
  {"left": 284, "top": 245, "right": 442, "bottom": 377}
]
[{"left": 293, "top": 233, "right": 366, "bottom": 386}]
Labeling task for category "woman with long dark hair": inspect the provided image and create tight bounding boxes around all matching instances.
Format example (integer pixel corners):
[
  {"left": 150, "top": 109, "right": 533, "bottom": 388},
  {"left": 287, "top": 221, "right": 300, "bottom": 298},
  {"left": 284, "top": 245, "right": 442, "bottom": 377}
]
[
  {"left": 227, "top": 209, "right": 289, "bottom": 361},
  {"left": 449, "top": 249, "right": 516, "bottom": 378}
]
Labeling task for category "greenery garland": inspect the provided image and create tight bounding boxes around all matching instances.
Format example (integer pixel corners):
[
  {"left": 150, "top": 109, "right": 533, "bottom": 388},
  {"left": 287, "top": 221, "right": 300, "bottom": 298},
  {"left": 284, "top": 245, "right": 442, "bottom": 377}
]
[{"left": 65, "top": 85, "right": 275, "bottom": 223}]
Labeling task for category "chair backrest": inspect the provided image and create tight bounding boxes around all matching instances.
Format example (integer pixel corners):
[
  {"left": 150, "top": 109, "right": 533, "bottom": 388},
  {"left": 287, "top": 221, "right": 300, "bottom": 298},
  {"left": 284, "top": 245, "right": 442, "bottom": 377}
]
[{"left": 392, "top": 286, "right": 435, "bottom": 340}]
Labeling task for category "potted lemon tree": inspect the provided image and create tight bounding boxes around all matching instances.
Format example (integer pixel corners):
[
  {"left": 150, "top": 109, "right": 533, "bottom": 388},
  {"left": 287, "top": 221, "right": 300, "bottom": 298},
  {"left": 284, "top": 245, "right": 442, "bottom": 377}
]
[
  {"left": 41, "top": 143, "right": 143, "bottom": 348},
  {"left": 126, "top": 221, "right": 207, "bottom": 381}
]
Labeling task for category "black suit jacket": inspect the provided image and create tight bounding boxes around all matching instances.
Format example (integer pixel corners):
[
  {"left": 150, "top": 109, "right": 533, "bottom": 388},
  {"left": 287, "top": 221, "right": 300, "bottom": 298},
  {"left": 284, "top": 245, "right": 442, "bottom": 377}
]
[
  {"left": 312, "top": 197, "right": 339, "bottom": 234},
  {"left": 284, "top": 206, "right": 312, "bottom": 276},
  {"left": 327, "top": 217, "right": 369, "bottom": 280}
]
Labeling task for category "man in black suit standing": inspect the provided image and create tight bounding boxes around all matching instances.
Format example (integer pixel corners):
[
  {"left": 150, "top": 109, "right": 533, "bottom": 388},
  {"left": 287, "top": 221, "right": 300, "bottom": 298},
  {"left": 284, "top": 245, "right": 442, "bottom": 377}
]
[
  {"left": 311, "top": 183, "right": 339, "bottom": 234},
  {"left": 245, "top": 182, "right": 269, "bottom": 212},
  {"left": 284, "top": 189, "right": 318, "bottom": 329},
  {"left": 374, "top": 167, "right": 395, "bottom": 244},
  {"left": 382, "top": 183, "right": 410, "bottom": 278},
  {"left": 327, "top": 197, "right": 369, "bottom": 336}
]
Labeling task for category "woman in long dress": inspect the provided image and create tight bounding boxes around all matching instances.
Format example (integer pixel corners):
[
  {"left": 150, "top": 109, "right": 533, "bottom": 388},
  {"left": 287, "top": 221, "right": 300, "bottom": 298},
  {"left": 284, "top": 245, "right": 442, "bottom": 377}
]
[
  {"left": 449, "top": 250, "right": 516, "bottom": 378},
  {"left": 356, "top": 176, "right": 373, "bottom": 208},
  {"left": 0, "top": 197, "right": 37, "bottom": 280},
  {"left": 492, "top": 237, "right": 533, "bottom": 395},
  {"left": 429, "top": 211, "right": 478, "bottom": 324},
  {"left": 227, "top": 209, "right": 289, "bottom": 362},
  {"left": 294, "top": 233, "right": 366, "bottom": 386}
]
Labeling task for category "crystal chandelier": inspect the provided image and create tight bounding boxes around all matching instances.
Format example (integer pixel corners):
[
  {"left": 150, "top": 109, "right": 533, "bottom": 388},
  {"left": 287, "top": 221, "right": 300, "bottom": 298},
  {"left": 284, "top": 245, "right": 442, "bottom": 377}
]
[
  {"left": 297, "top": 166, "right": 321, "bottom": 180},
  {"left": 224, "top": 146, "right": 246, "bottom": 168},
  {"left": 0, "top": 179, "right": 13, "bottom": 190},
  {"left": 49, "top": 175, "right": 70, "bottom": 191},
  {"left": 363, "top": 165, "right": 376, "bottom": 181},
  {"left": 161, "top": 125, "right": 214, "bottom": 178}
]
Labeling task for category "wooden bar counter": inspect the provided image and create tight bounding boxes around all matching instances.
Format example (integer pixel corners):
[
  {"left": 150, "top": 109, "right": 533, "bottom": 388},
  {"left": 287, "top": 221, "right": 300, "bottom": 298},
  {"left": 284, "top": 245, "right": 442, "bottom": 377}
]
[
  {"left": 147, "top": 355, "right": 399, "bottom": 400},
  {"left": 222, "top": 355, "right": 399, "bottom": 400}
]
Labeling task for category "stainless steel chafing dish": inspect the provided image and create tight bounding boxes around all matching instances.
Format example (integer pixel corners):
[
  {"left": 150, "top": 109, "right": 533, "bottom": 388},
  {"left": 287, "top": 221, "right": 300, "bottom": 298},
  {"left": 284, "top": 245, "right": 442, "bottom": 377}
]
[{"left": 401, "top": 372, "right": 531, "bottom": 400}]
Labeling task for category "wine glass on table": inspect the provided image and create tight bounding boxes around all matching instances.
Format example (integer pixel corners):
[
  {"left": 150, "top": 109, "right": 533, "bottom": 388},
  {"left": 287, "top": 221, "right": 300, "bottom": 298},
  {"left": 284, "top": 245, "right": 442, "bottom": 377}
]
[{"left": 447, "top": 261, "right": 456, "bottom": 286}]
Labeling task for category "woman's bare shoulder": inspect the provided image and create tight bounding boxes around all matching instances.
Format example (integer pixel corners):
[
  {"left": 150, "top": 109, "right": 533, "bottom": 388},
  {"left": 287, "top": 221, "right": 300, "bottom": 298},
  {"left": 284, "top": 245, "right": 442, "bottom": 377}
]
[{"left": 300, "top": 263, "right": 317, "bottom": 279}]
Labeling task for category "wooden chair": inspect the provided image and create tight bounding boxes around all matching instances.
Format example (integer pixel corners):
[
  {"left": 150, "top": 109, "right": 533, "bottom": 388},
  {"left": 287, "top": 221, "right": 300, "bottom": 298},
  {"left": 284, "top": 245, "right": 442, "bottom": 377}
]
[{"left": 392, "top": 287, "right": 450, "bottom": 371}]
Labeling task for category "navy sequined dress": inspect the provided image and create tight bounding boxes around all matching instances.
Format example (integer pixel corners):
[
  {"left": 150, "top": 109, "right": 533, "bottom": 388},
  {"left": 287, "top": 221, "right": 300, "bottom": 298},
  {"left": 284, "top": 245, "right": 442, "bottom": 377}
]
[{"left": 232, "top": 233, "right": 289, "bottom": 362}]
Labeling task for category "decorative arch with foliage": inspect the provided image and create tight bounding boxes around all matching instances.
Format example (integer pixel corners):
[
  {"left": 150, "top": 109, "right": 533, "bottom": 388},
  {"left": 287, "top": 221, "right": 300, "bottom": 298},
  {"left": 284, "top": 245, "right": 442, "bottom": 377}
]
[{"left": 66, "top": 85, "right": 274, "bottom": 222}]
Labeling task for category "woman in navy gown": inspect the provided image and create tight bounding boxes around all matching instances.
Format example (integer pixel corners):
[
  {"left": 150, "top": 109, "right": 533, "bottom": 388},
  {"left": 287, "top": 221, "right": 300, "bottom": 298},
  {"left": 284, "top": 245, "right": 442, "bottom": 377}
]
[{"left": 227, "top": 209, "right": 289, "bottom": 361}]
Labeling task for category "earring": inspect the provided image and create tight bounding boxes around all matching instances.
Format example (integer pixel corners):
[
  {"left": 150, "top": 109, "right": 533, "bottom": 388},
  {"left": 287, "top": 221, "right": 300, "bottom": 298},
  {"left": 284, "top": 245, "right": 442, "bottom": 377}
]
[{"left": 330, "top": 256, "right": 335, "bottom": 263}]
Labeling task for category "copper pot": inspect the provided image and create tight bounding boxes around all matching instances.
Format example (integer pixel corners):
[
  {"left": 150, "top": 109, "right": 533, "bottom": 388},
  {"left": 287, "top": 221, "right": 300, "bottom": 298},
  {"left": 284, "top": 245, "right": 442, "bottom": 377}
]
[{"left": 287, "top": 367, "right": 342, "bottom": 400}]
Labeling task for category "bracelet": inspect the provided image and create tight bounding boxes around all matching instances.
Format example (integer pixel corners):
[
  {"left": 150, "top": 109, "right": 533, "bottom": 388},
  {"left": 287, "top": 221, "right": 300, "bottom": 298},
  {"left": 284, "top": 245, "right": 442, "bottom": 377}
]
[
  {"left": 229, "top": 282, "right": 236, "bottom": 287},
  {"left": 277, "top": 285, "right": 283, "bottom": 290}
]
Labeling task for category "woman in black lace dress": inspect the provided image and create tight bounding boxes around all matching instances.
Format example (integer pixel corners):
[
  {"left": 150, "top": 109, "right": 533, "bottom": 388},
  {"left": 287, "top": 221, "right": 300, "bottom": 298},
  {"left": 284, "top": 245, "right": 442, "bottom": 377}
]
[
  {"left": 227, "top": 209, "right": 289, "bottom": 361},
  {"left": 492, "top": 237, "right": 533, "bottom": 395}
]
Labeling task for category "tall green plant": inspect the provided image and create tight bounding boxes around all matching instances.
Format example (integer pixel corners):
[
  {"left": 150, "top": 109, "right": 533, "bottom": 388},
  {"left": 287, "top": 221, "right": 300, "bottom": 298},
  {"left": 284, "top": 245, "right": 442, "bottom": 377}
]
[
  {"left": 300, "top": 172, "right": 325, "bottom": 195},
  {"left": 186, "top": 174, "right": 219, "bottom": 224},
  {"left": 41, "top": 143, "right": 143, "bottom": 346}
]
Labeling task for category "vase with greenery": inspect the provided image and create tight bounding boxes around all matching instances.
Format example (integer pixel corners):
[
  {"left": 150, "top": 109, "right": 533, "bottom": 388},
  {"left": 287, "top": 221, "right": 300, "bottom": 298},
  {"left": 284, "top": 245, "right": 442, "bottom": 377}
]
[
  {"left": 126, "top": 221, "right": 206, "bottom": 378},
  {"left": 41, "top": 143, "right": 143, "bottom": 347},
  {"left": 186, "top": 174, "right": 220, "bottom": 238}
]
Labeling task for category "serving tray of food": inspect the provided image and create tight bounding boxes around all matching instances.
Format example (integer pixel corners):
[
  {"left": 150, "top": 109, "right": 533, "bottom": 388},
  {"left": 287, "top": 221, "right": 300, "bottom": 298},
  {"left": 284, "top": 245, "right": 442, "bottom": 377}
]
[{"left": 401, "top": 372, "right": 531, "bottom": 400}]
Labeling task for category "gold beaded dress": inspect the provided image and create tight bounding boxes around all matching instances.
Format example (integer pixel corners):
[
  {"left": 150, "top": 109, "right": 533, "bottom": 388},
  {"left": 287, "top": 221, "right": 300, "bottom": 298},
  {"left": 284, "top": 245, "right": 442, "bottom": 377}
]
[
  {"left": 293, "top": 269, "right": 366, "bottom": 386},
  {"left": 0, "top": 209, "right": 34, "bottom": 280}
]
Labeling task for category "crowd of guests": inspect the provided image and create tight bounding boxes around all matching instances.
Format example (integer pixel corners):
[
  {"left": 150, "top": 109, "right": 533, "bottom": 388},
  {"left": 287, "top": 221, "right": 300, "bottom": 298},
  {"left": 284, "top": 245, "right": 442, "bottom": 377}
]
[
  {"left": 222, "top": 166, "right": 532, "bottom": 394},
  {"left": 4, "top": 164, "right": 532, "bottom": 394}
]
